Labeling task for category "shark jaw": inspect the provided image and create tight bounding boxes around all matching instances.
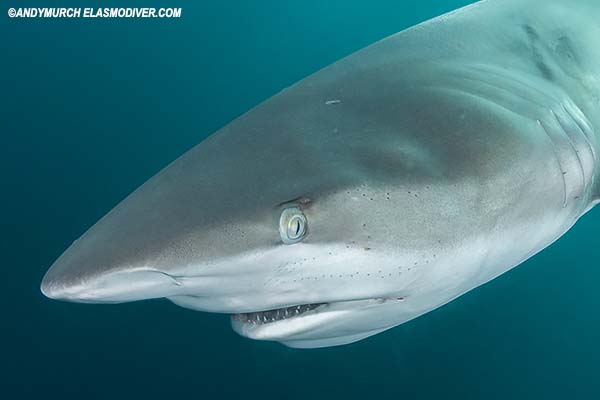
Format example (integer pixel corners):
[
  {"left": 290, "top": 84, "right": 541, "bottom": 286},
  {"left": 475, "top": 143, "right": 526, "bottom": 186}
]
[{"left": 229, "top": 297, "right": 410, "bottom": 348}]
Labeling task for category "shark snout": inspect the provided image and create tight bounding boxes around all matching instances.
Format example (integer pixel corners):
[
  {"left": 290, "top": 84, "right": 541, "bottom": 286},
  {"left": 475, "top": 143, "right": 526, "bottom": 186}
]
[
  {"left": 41, "top": 258, "right": 185, "bottom": 303},
  {"left": 40, "top": 159, "right": 215, "bottom": 303},
  {"left": 40, "top": 223, "right": 189, "bottom": 303}
]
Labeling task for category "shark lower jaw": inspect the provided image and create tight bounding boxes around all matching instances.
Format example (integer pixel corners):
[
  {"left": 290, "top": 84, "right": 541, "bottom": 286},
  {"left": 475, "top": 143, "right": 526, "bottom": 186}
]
[
  {"left": 230, "top": 297, "right": 407, "bottom": 345},
  {"left": 230, "top": 301, "right": 345, "bottom": 343}
]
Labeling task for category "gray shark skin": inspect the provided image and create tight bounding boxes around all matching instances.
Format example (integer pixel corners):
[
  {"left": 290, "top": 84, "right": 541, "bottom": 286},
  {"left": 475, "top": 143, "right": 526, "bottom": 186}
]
[{"left": 41, "top": 0, "right": 600, "bottom": 348}]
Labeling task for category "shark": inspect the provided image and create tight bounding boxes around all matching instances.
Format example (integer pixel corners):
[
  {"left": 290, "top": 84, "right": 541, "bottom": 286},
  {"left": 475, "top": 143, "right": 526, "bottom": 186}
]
[{"left": 41, "top": 0, "right": 600, "bottom": 348}]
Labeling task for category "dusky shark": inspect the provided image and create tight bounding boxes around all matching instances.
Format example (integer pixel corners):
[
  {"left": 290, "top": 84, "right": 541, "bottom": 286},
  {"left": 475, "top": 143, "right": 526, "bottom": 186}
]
[{"left": 41, "top": 0, "right": 600, "bottom": 348}]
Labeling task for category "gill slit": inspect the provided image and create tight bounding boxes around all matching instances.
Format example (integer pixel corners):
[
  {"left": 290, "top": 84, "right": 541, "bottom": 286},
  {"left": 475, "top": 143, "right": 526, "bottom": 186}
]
[
  {"left": 551, "top": 109, "right": 586, "bottom": 194},
  {"left": 538, "top": 119, "right": 568, "bottom": 207},
  {"left": 561, "top": 102, "right": 597, "bottom": 162}
]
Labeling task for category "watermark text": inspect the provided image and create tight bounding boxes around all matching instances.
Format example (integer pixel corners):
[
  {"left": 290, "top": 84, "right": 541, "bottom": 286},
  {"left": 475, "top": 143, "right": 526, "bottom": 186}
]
[{"left": 8, "top": 7, "right": 182, "bottom": 19}]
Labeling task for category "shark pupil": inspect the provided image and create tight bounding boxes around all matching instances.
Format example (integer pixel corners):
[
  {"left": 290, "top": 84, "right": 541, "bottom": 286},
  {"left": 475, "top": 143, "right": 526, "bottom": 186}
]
[{"left": 288, "top": 217, "right": 303, "bottom": 239}]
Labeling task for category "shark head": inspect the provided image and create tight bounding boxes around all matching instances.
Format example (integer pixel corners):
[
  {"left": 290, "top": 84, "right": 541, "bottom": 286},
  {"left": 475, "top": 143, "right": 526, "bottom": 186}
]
[
  {"left": 39, "top": 55, "right": 573, "bottom": 348},
  {"left": 42, "top": 44, "right": 561, "bottom": 347},
  {"left": 40, "top": 0, "right": 600, "bottom": 349},
  {"left": 41, "top": 63, "right": 458, "bottom": 348}
]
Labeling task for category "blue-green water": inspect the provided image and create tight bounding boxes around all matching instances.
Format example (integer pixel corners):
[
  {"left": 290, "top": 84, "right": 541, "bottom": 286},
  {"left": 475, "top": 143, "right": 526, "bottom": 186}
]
[{"left": 3, "top": 1, "right": 600, "bottom": 398}]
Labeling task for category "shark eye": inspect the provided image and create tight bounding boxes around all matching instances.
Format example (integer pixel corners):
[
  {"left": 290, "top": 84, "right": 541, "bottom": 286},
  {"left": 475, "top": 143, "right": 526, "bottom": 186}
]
[{"left": 279, "top": 207, "right": 307, "bottom": 244}]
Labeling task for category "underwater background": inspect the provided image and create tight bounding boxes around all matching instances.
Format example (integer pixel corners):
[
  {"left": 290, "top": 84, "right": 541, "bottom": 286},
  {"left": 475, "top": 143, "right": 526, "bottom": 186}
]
[{"left": 3, "top": 0, "right": 600, "bottom": 398}]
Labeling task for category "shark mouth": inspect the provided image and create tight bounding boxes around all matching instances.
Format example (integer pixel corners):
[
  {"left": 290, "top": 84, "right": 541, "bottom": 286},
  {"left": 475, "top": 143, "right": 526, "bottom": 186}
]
[{"left": 232, "top": 303, "right": 327, "bottom": 325}]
